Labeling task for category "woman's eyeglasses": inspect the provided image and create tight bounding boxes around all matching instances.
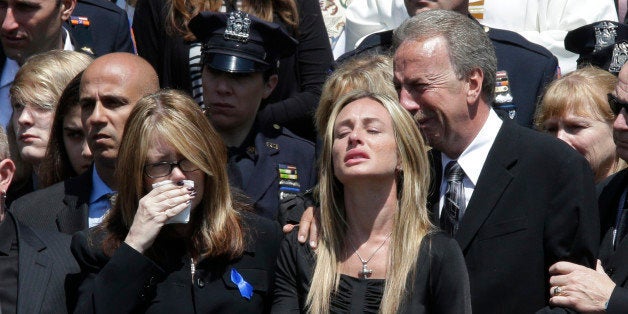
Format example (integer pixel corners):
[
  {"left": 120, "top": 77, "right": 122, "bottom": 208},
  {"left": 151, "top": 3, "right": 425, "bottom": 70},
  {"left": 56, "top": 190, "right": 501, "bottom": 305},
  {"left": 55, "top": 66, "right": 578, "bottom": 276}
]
[
  {"left": 144, "top": 159, "right": 199, "bottom": 178},
  {"left": 608, "top": 93, "right": 628, "bottom": 115}
]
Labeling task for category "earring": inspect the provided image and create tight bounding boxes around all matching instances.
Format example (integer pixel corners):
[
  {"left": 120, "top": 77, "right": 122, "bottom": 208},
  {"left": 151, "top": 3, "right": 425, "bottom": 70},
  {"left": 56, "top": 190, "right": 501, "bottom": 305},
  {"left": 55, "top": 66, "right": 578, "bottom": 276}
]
[{"left": 1, "top": 190, "right": 6, "bottom": 210}]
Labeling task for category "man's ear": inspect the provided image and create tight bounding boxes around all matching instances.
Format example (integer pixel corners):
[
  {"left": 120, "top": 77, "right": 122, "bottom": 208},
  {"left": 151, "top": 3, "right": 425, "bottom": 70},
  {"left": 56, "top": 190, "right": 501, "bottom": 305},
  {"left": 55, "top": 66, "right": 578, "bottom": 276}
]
[
  {"left": 0, "top": 159, "right": 15, "bottom": 194},
  {"left": 262, "top": 74, "right": 279, "bottom": 99},
  {"left": 60, "top": 0, "right": 76, "bottom": 21},
  {"left": 466, "top": 68, "right": 484, "bottom": 105}
]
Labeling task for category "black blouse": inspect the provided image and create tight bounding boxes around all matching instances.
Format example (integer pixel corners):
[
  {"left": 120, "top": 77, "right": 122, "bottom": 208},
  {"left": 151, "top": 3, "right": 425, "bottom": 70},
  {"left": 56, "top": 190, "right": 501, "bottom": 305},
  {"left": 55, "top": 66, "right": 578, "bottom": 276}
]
[{"left": 272, "top": 231, "right": 472, "bottom": 313}]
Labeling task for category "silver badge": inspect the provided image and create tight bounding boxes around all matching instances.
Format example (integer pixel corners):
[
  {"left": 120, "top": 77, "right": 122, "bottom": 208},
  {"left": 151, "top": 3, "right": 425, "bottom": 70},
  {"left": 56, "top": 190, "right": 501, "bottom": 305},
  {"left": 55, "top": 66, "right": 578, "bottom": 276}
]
[
  {"left": 594, "top": 21, "right": 617, "bottom": 53},
  {"left": 224, "top": 11, "right": 251, "bottom": 43},
  {"left": 610, "top": 41, "right": 628, "bottom": 73}
]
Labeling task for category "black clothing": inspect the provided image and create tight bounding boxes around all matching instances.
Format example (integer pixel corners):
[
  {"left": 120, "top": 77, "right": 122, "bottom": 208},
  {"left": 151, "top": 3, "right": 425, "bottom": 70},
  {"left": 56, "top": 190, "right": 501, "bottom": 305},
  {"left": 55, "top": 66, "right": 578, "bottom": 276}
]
[
  {"left": 71, "top": 211, "right": 282, "bottom": 313},
  {"left": 427, "top": 118, "right": 598, "bottom": 313},
  {"left": 10, "top": 168, "right": 92, "bottom": 234},
  {"left": 224, "top": 123, "right": 316, "bottom": 224},
  {"left": 0, "top": 216, "right": 18, "bottom": 314},
  {"left": 272, "top": 231, "right": 471, "bottom": 313}
]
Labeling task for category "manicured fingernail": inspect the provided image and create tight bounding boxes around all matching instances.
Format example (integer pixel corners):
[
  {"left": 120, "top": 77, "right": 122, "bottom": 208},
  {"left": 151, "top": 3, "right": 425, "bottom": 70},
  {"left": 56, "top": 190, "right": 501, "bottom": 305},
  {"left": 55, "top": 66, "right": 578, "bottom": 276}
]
[
  {"left": 310, "top": 241, "right": 316, "bottom": 248},
  {"left": 298, "top": 235, "right": 305, "bottom": 242}
]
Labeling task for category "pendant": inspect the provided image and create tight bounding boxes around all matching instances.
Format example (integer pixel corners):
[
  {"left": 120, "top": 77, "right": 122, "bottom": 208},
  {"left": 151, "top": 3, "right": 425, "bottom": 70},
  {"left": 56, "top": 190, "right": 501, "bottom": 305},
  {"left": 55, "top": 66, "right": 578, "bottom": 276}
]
[{"left": 359, "top": 262, "right": 373, "bottom": 278}]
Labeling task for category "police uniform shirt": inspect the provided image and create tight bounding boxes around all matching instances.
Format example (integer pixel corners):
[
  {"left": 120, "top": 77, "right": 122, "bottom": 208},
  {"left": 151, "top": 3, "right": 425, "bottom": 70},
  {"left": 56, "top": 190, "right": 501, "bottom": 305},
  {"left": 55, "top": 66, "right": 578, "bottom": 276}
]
[
  {"left": 227, "top": 128, "right": 258, "bottom": 190},
  {"left": 0, "top": 215, "right": 18, "bottom": 314}
]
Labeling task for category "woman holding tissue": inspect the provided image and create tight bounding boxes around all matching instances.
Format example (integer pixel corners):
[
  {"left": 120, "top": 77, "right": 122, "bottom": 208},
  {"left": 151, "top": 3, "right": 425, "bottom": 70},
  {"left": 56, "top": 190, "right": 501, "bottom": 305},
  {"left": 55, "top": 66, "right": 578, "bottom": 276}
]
[{"left": 70, "top": 89, "right": 283, "bottom": 313}]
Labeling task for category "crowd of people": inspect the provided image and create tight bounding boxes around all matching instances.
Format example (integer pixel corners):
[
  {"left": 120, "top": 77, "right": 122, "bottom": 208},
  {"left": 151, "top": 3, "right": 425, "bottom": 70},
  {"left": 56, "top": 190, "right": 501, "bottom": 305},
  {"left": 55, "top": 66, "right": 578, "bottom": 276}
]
[{"left": 3, "top": 0, "right": 628, "bottom": 313}]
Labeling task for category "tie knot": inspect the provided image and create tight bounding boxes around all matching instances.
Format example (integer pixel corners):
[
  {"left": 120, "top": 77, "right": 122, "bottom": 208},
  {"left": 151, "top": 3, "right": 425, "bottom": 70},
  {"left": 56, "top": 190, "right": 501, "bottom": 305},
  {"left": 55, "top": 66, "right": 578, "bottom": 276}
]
[{"left": 445, "top": 161, "right": 464, "bottom": 182}]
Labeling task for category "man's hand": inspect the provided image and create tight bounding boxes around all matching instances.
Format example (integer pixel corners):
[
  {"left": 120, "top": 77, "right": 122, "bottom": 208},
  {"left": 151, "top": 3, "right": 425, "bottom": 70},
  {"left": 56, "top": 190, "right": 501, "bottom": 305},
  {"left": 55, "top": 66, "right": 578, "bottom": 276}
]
[
  {"left": 548, "top": 260, "right": 616, "bottom": 313},
  {"left": 282, "top": 205, "right": 319, "bottom": 249}
]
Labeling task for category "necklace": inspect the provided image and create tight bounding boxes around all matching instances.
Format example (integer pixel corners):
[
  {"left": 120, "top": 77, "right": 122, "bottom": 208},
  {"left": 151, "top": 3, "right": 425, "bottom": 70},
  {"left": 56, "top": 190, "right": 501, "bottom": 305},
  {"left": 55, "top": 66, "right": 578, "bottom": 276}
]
[
  {"left": 350, "top": 232, "right": 392, "bottom": 279},
  {"left": 190, "top": 258, "right": 196, "bottom": 284}
]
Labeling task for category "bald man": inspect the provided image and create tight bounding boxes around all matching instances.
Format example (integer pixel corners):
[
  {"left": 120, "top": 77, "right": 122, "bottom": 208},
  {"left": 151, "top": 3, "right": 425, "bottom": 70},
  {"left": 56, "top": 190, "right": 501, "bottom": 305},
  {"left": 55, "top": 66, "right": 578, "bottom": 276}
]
[{"left": 10, "top": 53, "right": 159, "bottom": 234}]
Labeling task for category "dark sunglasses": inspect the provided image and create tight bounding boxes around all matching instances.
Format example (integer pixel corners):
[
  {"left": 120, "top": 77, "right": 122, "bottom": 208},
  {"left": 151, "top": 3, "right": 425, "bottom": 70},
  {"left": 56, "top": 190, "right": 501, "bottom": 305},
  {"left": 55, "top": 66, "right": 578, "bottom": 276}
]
[{"left": 608, "top": 93, "right": 628, "bottom": 115}]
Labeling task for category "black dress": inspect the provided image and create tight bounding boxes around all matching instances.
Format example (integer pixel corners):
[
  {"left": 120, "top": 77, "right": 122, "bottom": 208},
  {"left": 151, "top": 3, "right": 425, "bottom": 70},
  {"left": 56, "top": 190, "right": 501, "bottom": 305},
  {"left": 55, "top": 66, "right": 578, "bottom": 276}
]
[
  {"left": 132, "top": 0, "right": 333, "bottom": 141},
  {"left": 272, "top": 231, "right": 472, "bottom": 313}
]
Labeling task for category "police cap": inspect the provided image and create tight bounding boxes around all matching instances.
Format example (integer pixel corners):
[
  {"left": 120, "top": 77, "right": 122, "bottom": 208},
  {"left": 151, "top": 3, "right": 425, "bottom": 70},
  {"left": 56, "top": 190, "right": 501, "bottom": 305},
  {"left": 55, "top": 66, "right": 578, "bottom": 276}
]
[
  {"left": 189, "top": 10, "right": 298, "bottom": 73},
  {"left": 565, "top": 21, "right": 628, "bottom": 74}
]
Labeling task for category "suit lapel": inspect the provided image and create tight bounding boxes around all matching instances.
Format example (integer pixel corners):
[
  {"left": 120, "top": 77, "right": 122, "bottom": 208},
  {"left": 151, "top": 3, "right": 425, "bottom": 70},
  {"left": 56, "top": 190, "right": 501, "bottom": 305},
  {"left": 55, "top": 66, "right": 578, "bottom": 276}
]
[
  {"left": 455, "top": 120, "right": 518, "bottom": 251},
  {"left": 244, "top": 135, "right": 279, "bottom": 204},
  {"left": 14, "top": 213, "right": 51, "bottom": 314},
  {"left": 609, "top": 234, "right": 628, "bottom": 287},
  {"left": 427, "top": 150, "right": 442, "bottom": 224},
  {"left": 56, "top": 169, "right": 92, "bottom": 233}
]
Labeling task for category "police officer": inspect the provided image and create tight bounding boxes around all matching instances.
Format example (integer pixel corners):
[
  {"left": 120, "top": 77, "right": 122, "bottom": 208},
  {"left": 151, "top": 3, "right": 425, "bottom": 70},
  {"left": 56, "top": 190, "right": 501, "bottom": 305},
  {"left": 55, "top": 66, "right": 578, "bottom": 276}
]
[
  {"left": 189, "top": 11, "right": 317, "bottom": 224},
  {"left": 565, "top": 20, "right": 628, "bottom": 75},
  {"left": 336, "top": 0, "right": 558, "bottom": 129}
]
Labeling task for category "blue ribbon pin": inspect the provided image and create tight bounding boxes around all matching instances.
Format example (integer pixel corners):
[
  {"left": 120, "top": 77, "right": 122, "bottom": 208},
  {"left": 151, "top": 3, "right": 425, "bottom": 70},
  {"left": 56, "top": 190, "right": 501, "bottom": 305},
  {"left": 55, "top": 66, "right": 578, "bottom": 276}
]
[{"left": 230, "top": 268, "right": 253, "bottom": 300}]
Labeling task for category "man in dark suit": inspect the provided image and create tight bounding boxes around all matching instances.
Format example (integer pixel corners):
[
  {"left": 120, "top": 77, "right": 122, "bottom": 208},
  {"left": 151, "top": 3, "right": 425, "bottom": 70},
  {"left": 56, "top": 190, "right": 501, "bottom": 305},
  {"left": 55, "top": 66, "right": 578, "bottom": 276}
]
[
  {"left": 189, "top": 11, "right": 316, "bottom": 224},
  {"left": 544, "top": 63, "right": 628, "bottom": 313},
  {"left": 336, "top": 0, "right": 558, "bottom": 129},
  {"left": 0, "top": 127, "right": 79, "bottom": 313},
  {"left": 393, "top": 10, "right": 599, "bottom": 313},
  {"left": 10, "top": 53, "right": 159, "bottom": 234}
]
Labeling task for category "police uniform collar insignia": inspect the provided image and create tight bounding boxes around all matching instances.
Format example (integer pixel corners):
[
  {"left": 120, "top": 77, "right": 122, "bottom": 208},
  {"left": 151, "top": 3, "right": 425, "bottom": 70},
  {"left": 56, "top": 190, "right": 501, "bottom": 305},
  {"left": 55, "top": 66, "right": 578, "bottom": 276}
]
[
  {"left": 224, "top": 11, "right": 251, "bottom": 43},
  {"left": 610, "top": 41, "right": 628, "bottom": 73},
  {"left": 594, "top": 21, "right": 617, "bottom": 53},
  {"left": 278, "top": 164, "right": 300, "bottom": 201},
  {"left": 265, "top": 141, "right": 279, "bottom": 150}
]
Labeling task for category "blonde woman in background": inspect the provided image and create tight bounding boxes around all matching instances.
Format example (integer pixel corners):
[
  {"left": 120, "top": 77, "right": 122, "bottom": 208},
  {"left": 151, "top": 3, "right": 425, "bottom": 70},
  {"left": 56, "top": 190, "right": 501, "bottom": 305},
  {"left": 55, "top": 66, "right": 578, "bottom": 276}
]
[
  {"left": 535, "top": 66, "right": 624, "bottom": 183},
  {"left": 273, "top": 91, "right": 471, "bottom": 313}
]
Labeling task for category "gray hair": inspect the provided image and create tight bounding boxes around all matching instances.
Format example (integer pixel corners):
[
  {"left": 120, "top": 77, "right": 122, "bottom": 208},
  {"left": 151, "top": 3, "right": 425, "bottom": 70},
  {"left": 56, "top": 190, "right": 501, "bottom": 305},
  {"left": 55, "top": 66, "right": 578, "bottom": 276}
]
[
  {"left": 0, "top": 128, "right": 8, "bottom": 160},
  {"left": 393, "top": 9, "right": 497, "bottom": 102}
]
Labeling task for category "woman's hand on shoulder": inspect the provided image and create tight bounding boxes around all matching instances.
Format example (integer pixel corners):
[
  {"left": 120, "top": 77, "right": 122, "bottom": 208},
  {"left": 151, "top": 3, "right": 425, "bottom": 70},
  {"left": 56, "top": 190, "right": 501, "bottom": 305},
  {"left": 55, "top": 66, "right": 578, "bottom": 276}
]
[{"left": 124, "top": 182, "right": 193, "bottom": 253}]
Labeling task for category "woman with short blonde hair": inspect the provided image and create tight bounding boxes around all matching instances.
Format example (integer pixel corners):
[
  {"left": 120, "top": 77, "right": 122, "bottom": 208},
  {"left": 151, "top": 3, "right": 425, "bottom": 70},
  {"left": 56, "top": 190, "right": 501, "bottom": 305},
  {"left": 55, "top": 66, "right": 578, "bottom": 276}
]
[{"left": 535, "top": 66, "right": 624, "bottom": 182}]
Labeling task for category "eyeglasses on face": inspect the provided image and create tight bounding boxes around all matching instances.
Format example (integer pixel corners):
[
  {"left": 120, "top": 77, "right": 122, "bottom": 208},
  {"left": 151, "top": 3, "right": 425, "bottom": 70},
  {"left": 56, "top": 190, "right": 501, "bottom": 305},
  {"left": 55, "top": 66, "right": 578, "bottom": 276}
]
[
  {"left": 608, "top": 93, "right": 628, "bottom": 116},
  {"left": 144, "top": 159, "right": 199, "bottom": 178}
]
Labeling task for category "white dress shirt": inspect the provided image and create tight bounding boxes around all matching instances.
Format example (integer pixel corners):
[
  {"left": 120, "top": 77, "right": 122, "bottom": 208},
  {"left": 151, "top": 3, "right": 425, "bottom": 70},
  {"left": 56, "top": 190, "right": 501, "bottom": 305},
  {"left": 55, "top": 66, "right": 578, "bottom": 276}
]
[{"left": 438, "top": 109, "right": 503, "bottom": 218}]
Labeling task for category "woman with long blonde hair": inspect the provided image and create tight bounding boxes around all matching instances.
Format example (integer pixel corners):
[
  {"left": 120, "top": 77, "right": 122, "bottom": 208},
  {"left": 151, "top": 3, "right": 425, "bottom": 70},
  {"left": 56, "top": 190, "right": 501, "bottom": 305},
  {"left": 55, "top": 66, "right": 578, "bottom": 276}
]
[{"left": 273, "top": 90, "right": 471, "bottom": 313}]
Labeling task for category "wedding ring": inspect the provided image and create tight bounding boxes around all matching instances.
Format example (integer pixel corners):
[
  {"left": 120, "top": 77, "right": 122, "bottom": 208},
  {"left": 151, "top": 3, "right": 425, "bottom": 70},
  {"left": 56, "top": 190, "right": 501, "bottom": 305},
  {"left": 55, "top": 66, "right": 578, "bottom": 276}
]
[{"left": 553, "top": 286, "right": 563, "bottom": 296}]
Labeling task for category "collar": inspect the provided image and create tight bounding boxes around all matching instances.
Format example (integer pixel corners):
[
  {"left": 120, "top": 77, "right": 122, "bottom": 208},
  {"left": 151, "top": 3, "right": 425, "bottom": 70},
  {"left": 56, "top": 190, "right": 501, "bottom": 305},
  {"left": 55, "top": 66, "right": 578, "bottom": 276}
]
[
  {"left": 63, "top": 27, "right": 75, "bottom": 51},
  {"left": 228, "top": 124, "right": 259, "bottom": 160},
  {"left": 0, "top": 58, "right": 19, "bottom": 89},
  {"left": 89, "top": 166, "right": 114, "bottom": 204},
  {"left": 0, "top": 212, "right": 16, "bottom": 255},
  {"left": 442, "top": 109, "right": 502, "bottom": 186}
]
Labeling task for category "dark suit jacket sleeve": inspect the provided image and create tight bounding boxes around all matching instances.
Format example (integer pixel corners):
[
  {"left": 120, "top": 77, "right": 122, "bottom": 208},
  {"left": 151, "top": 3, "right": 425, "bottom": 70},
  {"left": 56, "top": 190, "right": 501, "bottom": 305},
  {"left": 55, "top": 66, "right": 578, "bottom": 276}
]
[
  {"left": 545, "top": 152, "right": 599, "bottom": 268},
  {"left": 256, "top": 0, "right": 333, "bottom": 127},
  {"left": 71, "top": 231, "right": 165, "bottom": 313},
  {"left": 607, "top": 286, "right": 628, "bottom": 314},
  {"left": 427, "top": 234, "right": 472, "bottom": 314},
  {"left": 272, "top": 230, "right": 304, "bottom": 313}
]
